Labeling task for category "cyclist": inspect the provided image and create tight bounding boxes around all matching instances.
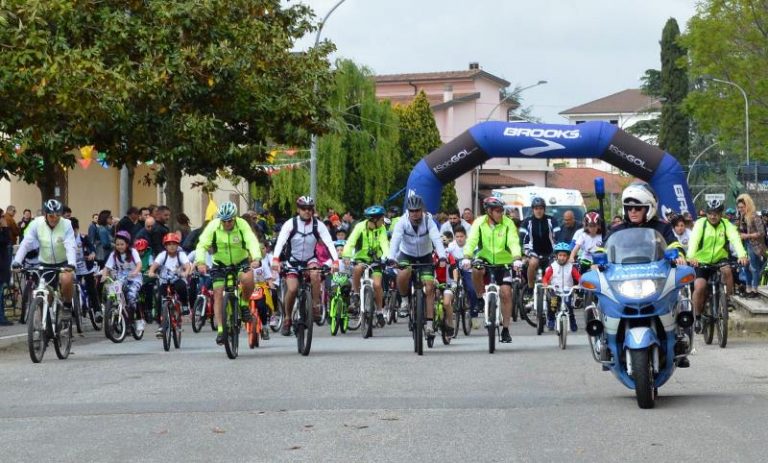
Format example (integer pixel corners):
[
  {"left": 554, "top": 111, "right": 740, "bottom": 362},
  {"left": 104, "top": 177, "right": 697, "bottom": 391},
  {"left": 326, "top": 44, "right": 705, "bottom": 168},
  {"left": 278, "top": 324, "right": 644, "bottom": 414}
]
[
  {"left": 542, "top": 242, "right": 581, "bottom": 332},
  {"left": 569, "top": 211, "right": 603, "bottom": 272},
  {"left": 461, "top": 197, "right": 521, "bottom": 343},
  {"left": 195, "top": 201, "right": 263, "bottom": 345},
  {"left": 687, "top": 199, "right": 748, "bottom": 334},
  {"left": 271, "top": 196, "right": 339, "bottom": 336},
  {"left": 12, "top": 199, "right": 77, "bottom": 320},
  {"left": 100, "top": 231, "right": 143, "bottom": 331},
  {"left": 134, "top": 238, "right": 157, "bottom": 322},
  {"left": 148, "top": 232, "right": 191, "bottom": 335},
  {"left": 520, "top": 197, "right": 559, "bottom": 297},
  {"left": 342, "top": 205, "right": 390, "bottom": 332},
  {"left": 387, "top": 194, "right": 447, "bottom": 338}
]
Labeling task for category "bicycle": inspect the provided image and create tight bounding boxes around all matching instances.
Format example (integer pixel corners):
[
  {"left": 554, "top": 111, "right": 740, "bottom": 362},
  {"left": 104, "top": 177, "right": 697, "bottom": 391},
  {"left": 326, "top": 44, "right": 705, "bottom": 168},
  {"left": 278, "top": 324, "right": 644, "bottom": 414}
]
[
  {"left": 356, "top": 262, "right": 383, "bottom": 339},
  {"left": 73, "top": 273, "right": 102, "bottom": 332},
  {"left": 287, "top": 265, "right": 330, "bottom": 356},
  {"left": 452, "top": 270, "right": 472, "bottom": 338},
  {"left": 382, "top": 268, "right": 399, "bottom": 325},
  {"left": 473, "top": 261, "right": 512, "bottom": 354},
  {"left": 540, "top": 285, "right": 578, "bottom": 349},
  {"left": 103, "top": 275, "right": 145, "bottom": 343},
  {"left": 269, "top": 279, "right": 286, "bottom": 333},
  {"left": 329, "top": 271, "right": 351, "bottom": 336},
  {"left": 212, "top": 263, "right": 249, "bottom": 360},
  {"left": 246, "top": 283, "right": 270, "bottom": 349},
  {"left": 2, "top": 270, "right": 23, "bottom": 319},
  {"left": 699, "top": 262, "right": 730, "bottom": 348},
  {"left": 22, "top": 266, "right": 73, "bottom": 363},
  {"left": 191, "top": 272, "right": 216, "bottom": 333},
  {"left": 155, "top": 276, "right": 183, "bottom": 352},
  {"left": 397, "top": 261, "right": 435, "bottom": 356},
  {"left": 519, "top": 259, "right": 546, "bottom": 329},
  {"left": 429, "top": 282, "right": 452, "bottom": 347}
]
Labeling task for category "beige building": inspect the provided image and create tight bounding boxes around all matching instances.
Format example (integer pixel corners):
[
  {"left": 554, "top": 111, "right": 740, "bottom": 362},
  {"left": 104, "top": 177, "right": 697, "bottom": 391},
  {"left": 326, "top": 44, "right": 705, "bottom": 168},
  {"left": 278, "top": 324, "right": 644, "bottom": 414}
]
[
  {"left": 1, "top": 164, "right": 248, "bottom": 229},
  {"left": 375, "top": 63, "right": 550, "bottom": 213}
]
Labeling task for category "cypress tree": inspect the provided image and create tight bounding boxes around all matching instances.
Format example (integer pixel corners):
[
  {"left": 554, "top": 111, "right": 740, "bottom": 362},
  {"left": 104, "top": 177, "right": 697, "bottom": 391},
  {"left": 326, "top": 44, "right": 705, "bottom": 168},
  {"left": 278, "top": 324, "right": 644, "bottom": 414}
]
[{"left": 658, "top": 18, "right": 690, "bottom": 164}]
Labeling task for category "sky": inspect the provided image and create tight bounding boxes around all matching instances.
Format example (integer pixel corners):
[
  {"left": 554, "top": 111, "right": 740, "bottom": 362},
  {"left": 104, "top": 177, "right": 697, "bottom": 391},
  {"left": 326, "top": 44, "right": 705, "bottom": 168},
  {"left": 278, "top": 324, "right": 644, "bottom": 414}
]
[{"left": 295, "top": 0, "right": 700, "bottom": 124}]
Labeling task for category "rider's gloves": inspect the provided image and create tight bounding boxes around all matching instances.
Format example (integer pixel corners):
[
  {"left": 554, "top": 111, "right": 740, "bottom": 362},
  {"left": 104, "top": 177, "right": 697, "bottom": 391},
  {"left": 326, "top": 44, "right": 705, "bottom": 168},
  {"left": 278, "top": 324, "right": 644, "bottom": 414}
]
[
  {"left": 11, "top": 262, "right": 22, "bottom": 271},
  {"left": 63, "top": 264, "right": 76, "bottom": 272},
  {"left": 461, "top": 258, "right": 472, "bottom": 270},
  {"left": 513, "top": 260, "right": 523, "bottom": 270}
]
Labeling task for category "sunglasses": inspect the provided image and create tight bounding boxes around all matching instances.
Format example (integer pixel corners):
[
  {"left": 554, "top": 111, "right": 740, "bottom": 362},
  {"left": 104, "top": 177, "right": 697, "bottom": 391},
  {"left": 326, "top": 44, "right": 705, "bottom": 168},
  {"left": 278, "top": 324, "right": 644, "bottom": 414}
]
[
  {"left": 298, "top": 206, "right": 313, "bottom": 211},
  {"left": 222, "top": 219, "right": 234, "bottom": 224},
  {"left": 408, "top": 209, "right": 423, "bottom": 213},
  {"left": 625, "top": 205, "right": 648, "bottom": 212}
]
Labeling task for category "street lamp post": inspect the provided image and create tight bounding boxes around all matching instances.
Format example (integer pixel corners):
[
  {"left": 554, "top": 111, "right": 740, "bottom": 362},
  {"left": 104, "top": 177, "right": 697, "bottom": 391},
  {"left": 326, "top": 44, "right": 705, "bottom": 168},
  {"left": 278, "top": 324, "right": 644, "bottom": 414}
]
[
  {"left": 687, "top": 141, "right": 720, "bottom": 184},
  {"left": 474, "top": 80, "right": 547, "bottom": 215},
  {"left": 309, "top": 0, "right": 347, "bottom": 200},
  {"left": 701, "top": 76, "right": 751, "bottom": 183}
]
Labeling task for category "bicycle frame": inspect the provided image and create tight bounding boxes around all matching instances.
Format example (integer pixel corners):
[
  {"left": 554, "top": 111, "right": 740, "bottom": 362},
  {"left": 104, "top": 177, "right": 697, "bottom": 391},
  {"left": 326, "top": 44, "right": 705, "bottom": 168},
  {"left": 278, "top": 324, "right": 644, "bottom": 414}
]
[{"left": 28, "top": 267, "right": 63, "bottom": 336}]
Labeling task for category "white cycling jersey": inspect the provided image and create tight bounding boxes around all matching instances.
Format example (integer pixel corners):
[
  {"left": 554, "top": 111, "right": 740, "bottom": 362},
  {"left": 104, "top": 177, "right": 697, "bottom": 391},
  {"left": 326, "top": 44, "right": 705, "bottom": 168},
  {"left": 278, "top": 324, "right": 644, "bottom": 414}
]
[{"left": 388, "top": 212, "right": 446, "bottom": 260}]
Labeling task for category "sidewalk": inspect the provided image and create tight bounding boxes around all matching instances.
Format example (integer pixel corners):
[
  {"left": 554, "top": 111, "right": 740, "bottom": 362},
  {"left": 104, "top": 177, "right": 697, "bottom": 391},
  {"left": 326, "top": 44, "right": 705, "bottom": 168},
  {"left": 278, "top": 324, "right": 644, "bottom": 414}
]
[{"left": 0, "top": 318, "right": 28, "bottom": 350}]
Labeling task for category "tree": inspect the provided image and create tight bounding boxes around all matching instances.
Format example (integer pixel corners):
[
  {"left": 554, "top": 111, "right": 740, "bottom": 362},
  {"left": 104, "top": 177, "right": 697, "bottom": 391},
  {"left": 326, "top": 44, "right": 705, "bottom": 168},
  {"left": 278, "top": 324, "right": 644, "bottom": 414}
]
[
  {"left": 0, "top": 1, "right": 335, "bottom": 225},
  {"left": 265, "top": 59, "right": 401, "bottom": 216},
  {"left": 657, "top": 18, "right": 690, "bottom": 164},
  {"left": 681, "top": 1, "right": 768, "bottom": 164},
  {"left": 394, "top": 91, "right": 452, "bottom": 210}
]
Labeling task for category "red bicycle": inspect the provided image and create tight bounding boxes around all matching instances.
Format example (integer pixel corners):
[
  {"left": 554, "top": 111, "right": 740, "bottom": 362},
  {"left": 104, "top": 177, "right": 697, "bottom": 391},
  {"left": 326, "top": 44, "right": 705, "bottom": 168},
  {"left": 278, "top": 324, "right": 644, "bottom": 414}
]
[
  {"left": 158, "top": 278, "right": 182, "bottom": 351},
  {"left": 246, "top": 285, "right": 267, "bottom": 349},
  {"left": 191, "top": 273, "right": 216, "bottom": 332}
]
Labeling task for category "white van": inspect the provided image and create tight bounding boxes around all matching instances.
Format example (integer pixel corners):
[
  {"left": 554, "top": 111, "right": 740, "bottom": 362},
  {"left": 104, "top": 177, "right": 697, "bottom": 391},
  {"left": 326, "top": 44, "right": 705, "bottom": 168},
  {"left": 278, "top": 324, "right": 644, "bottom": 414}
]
[{"left": 492, "top": 187, "right": 587, "bottom": 224}]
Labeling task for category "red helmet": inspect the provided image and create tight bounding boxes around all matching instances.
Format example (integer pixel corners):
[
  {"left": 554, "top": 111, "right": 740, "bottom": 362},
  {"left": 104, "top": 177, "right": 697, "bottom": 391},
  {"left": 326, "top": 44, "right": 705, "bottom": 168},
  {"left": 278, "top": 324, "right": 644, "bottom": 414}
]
[
  {"left": 483, "top": 197, "right": 504, "bottom": 210},
  {"left": 584, "top": 211, "right": 601, "bottom": 225},
  {"left": 162, "top": 232, "right": 181, "bottom": 245},
  {"left": 134, "top": 238, "right": 149, "bottom": 251}
]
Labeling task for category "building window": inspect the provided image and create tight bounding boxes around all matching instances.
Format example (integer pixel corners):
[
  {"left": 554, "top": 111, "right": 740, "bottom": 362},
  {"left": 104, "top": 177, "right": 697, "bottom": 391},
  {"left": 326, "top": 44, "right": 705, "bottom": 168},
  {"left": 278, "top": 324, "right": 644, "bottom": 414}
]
[
  {"left": 609, "top": 119, "right": 618, "bottom": 125},
  {"left": 576, "top": 158, "right": 587, "bottom": 167}
]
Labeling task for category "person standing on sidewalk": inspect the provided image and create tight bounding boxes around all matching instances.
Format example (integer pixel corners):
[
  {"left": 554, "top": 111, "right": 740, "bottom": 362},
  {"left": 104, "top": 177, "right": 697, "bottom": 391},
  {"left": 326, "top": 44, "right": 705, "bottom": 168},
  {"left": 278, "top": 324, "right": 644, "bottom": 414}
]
[{"left": 0, "top": 208, "right": 13, "bottom": 325}]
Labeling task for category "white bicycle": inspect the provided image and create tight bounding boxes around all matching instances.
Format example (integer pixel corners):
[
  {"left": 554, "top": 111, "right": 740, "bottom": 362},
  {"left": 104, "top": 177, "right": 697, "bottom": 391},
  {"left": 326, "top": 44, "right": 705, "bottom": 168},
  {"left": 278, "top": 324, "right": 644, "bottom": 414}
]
[
  {"left": 538, "top": 285, "right": 579, "bottom": 349},
  {"left": 23, "top": 265, "right": 73, "bottom": 363}
]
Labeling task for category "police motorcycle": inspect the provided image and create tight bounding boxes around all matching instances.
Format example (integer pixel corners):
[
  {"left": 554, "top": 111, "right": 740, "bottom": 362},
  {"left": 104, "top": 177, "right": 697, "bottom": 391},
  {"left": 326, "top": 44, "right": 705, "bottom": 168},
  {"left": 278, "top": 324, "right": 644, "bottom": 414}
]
[{"left": 581, "top": 228, "right": 695, "bottom": 409}]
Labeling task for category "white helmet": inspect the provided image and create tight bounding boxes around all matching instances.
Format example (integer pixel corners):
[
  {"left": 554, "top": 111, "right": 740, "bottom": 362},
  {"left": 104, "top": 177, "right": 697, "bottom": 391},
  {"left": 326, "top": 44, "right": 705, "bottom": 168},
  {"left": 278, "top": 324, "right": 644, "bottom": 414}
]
[{"left": 621, "top": 182, "right": 658, "bottom": 221}]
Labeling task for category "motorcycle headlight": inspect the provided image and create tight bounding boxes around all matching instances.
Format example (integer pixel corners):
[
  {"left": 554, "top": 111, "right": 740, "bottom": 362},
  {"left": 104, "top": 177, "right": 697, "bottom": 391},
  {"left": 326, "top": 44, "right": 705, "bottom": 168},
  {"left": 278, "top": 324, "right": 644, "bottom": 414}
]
[{"left": 614, "top": 279, "right": 659, "bottom": 299}]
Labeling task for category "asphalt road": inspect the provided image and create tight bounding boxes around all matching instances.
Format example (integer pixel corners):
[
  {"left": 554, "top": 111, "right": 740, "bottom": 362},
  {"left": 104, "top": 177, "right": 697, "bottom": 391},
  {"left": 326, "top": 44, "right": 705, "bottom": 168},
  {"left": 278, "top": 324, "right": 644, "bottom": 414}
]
[{"left": 1, "top": 316, "right": 767, "bottom": 463}]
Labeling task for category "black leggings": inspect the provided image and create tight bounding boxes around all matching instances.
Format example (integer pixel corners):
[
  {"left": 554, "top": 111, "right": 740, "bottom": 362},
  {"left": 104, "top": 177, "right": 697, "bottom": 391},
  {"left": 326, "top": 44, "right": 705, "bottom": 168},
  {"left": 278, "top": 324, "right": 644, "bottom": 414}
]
[{"left": 161, "top": 280, "right": 189, "bottom": 306}]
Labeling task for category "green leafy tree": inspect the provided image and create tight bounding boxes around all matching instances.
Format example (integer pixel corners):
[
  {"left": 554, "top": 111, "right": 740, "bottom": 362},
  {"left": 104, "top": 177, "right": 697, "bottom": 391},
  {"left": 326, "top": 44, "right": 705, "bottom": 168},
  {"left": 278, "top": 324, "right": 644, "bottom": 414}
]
[
  {"left": 266, "top": 59, "right": 400, "bottom": 216},
  {"left": 658, "top": 18, "right": 690, "bottom": 164},
  {"left": 394, "top": 91, "right": 452, "bottom": 210},
  {"left": 681, "top": 1, "right": 768, "bottom": 164}
]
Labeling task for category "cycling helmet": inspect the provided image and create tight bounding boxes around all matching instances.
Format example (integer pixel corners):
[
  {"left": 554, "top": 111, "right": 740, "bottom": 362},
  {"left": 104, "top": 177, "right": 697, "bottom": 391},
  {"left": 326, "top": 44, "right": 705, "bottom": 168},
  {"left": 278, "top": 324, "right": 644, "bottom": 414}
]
[
  {"left": 405, "top": 194, "right": 425, "bottom": 211},
  {"left": 364, "top": 205, "right": 386, "bottom": 219},
  {"left": 706, "top": 198, "right": 724, "bottom": 213},
  {"left": 334, "top": 239, "right": 346, "bottom": 248},
  {"left": 217, "top": 201, "right": 237, "bottom": 221},
  {"left": 163, "top": 232, "right": 181, "bottom": 245},
  {"left": 621, "top": 182, "right": 658, "bottom": 220},
  {"left": 43, "top": 199, "right": 63, "bottom": 215},
  {"left": 531, "top": 197, "right": 546, "bottom": 209},
  {"left": 483, "top": 197, "right": 504, "bottom": 210},
  {"left": 725, "top": 207, "right": 736, "bottom": 216},
  {"left": 134, "top": 238, "right": 149, "bottom": 252},
  {"left": 115, "top": 230, "right": 131, "bottom": 243},
  {"left": 388, "top": 205, "right": 401, "bottom": 215},
  {"left": 553, "top": 242, "right": 571, "bottom": 254},
  {"left": 584, "top": 211, "right": 601, "bottom": 225},
  {"left": 296, "top": 196, "right": 315, "bottom": 208}
]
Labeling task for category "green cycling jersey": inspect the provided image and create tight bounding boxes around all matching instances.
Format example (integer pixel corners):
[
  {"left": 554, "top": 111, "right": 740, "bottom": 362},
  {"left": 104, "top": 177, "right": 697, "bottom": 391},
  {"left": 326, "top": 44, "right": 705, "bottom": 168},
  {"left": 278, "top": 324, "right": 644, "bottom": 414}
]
[
  {"left": 687, "top": 217, "right": 746, "bottom": 264},
  {"left": 195, "top": 217, "right": 262, "bottom": 266},
  {"left": 463, "top": 214, "right": 521, "bottom": 264},
  {"left": 342, "top": 220, "right": 389, "bottom": 262}
]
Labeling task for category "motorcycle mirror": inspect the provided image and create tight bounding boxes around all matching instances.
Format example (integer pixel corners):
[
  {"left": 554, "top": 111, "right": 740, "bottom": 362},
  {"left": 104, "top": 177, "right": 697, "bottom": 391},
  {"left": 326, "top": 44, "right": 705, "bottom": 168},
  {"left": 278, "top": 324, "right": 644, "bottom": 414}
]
[{"left": 664, "top": 248, "right": 679, "bottom": 261}]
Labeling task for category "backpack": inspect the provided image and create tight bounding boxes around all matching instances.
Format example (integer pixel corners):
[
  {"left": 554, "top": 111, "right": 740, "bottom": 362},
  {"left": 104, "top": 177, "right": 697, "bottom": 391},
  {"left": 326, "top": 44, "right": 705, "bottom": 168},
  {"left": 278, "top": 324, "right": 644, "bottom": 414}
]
[{"left": 279, "top": 217, "right": 324, "bottom": 262}]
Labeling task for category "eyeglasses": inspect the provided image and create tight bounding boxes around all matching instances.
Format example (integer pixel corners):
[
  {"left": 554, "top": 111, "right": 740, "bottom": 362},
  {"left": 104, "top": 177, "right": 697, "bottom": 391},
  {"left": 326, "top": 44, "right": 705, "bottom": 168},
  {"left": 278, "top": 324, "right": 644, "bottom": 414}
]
[
  {"left": 625, "top": 205, "right": 647, "bottom": 212},
  {"left": 298, "top": 206, "right": 313, "bottom": 211}
]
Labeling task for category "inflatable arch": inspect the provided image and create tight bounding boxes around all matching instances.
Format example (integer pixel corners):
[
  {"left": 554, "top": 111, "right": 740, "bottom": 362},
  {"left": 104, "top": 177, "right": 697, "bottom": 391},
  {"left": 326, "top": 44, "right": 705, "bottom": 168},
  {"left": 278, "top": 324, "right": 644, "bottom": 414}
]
[{"left": 405, "top": 121, "right": 693, "bottom": 216}]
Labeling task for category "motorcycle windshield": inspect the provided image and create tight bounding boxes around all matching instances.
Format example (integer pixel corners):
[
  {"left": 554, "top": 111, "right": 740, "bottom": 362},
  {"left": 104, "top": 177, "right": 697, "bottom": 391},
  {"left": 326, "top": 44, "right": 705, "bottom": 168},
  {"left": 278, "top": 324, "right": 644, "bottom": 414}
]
[{"left": 604, "top": 228, "right": 667, "bottom": 265}]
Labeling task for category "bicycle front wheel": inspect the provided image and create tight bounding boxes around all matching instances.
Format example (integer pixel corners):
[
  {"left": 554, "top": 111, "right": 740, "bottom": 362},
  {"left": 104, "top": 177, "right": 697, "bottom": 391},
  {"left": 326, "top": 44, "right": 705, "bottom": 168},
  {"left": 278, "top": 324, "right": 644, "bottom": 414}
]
[
  {"left": 72, "top": 286, "right": 83, "bottom": 334},
  {"left": 717, "top": 286, "right": 728, "bottom": 348},
  {"left": 330, "top": 296, "right": 341, "bottom": 336},
  {"left": 487, "top": 294, "right": 497, "bottom": 354},
  {"left": 161, "top": 302, "right": 171, "bottom": 352},
  {"left": 558, "top": 314, "right": 568, "bottom": 350},
  {"left": 414, "top": 290, "right": 424, "bottom": 356},
  {"left": 191, "top": 296, "right": 206, "bottom": 333},
  {"left": 363, "top": 287, "right": 374, "bottom": 339},
  {"left": 104, "top": 299, "right": 127, "bottom": 343},
  {"left": 703, "top": 297, "right": 715, "bottom": 345},
  {"left": 223, "top": 295, "right": 239, "bottom": 359},
  {"left": 54, "top": 306, "right": 72, "bottom": 360},
  {"left": 27, "top": 297, "right": 46, "bottom": 363},
  {"left": 172, "top": 304, "right": 182, "bottom": 349}
]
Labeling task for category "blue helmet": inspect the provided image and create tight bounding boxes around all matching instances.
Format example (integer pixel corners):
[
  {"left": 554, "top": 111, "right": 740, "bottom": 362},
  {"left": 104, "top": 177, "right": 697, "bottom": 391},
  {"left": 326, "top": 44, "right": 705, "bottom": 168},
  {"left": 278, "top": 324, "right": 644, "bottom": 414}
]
[
  {"left": 553, "top": 242, "right": 571, "bottom": 254},
  {"left": 334, "top": 239, "right": 346, "bottom": 248},
  {"left": 364, "top": 205, "right": 386, "bottom": 219},
  {"left": 217, "top": 201, "right": 237, "bottom": 221}
]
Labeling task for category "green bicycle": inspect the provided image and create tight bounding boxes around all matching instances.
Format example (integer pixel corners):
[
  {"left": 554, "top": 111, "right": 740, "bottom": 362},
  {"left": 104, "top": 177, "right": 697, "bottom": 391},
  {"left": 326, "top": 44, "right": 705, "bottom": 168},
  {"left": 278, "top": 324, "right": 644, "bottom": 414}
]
[
  {"left": 329, "top": 272, "right": 353, "bottom": 335},
  {"left": 428, "top": 282, "right": 452, "bottom": 347}
]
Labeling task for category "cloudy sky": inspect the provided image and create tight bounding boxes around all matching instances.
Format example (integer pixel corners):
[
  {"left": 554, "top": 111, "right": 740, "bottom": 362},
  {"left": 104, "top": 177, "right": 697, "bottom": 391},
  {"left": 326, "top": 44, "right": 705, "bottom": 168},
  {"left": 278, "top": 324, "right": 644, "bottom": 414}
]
[{"left": 296, "top": 0, "right": 699, "bottom": 124}]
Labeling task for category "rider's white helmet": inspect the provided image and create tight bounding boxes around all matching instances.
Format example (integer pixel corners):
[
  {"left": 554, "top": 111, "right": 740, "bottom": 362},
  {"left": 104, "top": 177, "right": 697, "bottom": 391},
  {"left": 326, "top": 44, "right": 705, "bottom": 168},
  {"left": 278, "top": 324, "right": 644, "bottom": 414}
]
[{"left": 621, "top": 182, "right": 658, "bottom": 221}]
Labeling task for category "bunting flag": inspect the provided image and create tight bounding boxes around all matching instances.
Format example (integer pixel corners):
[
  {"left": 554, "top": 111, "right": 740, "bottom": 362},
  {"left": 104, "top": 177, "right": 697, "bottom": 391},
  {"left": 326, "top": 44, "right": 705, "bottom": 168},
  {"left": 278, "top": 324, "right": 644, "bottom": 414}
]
[
  {"left": 78, "top": 158, "right": 92, "bottom": 169},
  {"left": 253, "top": 159, "right": 310, "bottom": 176},
  {"left": 205, "top": 194, "right": 218, "bottom": 221},
  {"left": 80, "top": 145, "right": 95, "bottom": 160}
]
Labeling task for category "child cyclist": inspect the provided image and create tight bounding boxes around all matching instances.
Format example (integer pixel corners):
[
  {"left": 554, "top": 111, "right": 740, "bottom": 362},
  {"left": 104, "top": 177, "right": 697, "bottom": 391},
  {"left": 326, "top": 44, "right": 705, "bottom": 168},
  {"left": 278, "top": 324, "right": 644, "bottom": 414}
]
[
  {"left": 569, "top": 211, "right": 603, "bottom": 273},
  {"left": 543, "top": 242, "right": 581, "bottom": 332},
  {"left": 251, "top": 241, "right": 275, "bottom": 340},
  {"left": 433, "top": 249, "right": 457, "bottom": 336},
  {"left": 101, "top": 231, "right": 143, "bottom": 332},
  {"left": 148, "top": 233, "right": 191, "bottom": 335}
]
